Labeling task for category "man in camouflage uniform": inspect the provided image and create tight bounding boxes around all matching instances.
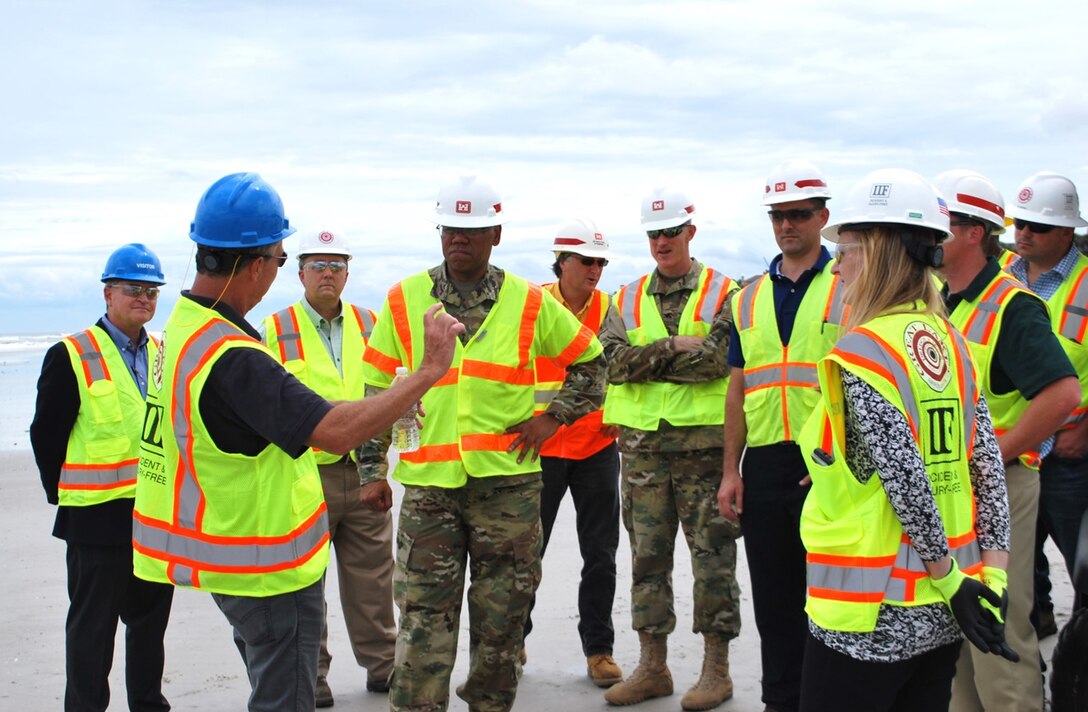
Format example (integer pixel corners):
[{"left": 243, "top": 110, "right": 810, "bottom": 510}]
[
  {"left": 359, "top": 174, "right": 605, "bottom": 712},
  {"left": 600, "top": 188, "right": 742, "bottom": 711}
]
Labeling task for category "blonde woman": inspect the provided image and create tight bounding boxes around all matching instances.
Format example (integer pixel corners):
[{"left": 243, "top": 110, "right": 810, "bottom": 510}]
[{"left": 797, "top": 169, "right": 1016, "bottom": 711}]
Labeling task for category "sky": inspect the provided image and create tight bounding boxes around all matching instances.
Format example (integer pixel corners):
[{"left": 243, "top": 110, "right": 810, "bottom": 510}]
[{"left": 3, "top": 0, "right": 1088, "bottom": 334}]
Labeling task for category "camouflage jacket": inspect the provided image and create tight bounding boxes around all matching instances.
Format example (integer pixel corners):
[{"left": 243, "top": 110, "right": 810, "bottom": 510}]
[
  {"left": 598, "top": 259, "right": 737, "bottom": 453},
  {"left": 358, "top": 263, "right": 606, "bottom": 485}
]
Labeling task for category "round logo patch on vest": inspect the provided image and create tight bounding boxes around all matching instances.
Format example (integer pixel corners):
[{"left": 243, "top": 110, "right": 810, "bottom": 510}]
[
  {"left": 904, "top": 321, "right": 950, "bottom": 391},
  {"left": 152, "top": 332, "right": 165, "bottom": 391}
]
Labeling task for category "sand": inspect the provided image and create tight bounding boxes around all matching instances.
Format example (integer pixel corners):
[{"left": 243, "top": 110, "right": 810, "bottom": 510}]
[{"left": 0, "top": 449, "right": 1071, "bottom": 711}]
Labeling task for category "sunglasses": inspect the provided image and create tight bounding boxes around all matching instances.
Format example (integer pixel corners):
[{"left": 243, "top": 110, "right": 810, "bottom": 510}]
[
  {"left": 768, "top": 208, "right": 821, "bottom": 224},
  {"left": 1013, "top": 219, "right": 1057, "bottom": 234},
  {"left": 111, "top": 284, "right": 160, "bottom": 300},
  {"left": 574, "top": 256, "right": 608, "bottom": 267},
  {"left": 834, "top": 242, "right": 862, "bottom": 262},
  {"left": 647, "top": 223, "right": 689, "bottom": 240},
  {"left": 302, "top": 260, "right": 347, "bottom": 273},
  {"left": 261, "top": 252, "right": 289, "bottom": 267}
]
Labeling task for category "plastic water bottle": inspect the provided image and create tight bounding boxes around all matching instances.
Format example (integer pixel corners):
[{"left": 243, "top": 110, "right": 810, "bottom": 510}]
[{"left": 391, "top": 366, "right": 420, "bottom": 453}]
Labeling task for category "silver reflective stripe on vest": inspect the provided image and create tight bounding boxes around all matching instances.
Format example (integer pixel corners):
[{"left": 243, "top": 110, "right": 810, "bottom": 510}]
[
  {"left": 173, "top": 321, "right": 241, "bottom": 529},
  {"left": 618, "top": 278, "right": 642, "bottom": 331},
  {"left": 698, "top": 270, "right": 728, "bottom": 324},
  {"left": 744, "top": 364, "right": 818, "bottom": 389},
  {"left": 949, "top": 327, "right": 977, "bottom": 443},
  {"left": 1060, "top": 267, "right": 1088, "bottom": 342},
  {"left": 354, "top": 306, "right": 376, "bottom": 339},
  {"left": 961, "top": 301, "right": 1001, "bottom": 343},
  {"left": 826, "top": 281, "right": 847, "bottom": 327},
  {"left": 172, "top": 565, "right": 194, "bottom": 588},
  {"left": 834, "top": 331, "right": 921, "bottom": 430},
  {"left": 61, "top": 461, "right": 138, "bottom": 485},
  {"left": 71, "top": 330, "right": 108, "bottom": 383},
  {"left": 273, "top": 307, "right": 303, "bottom": 361},
  {"left": 133, "top": 512, "right": 329, "bottom": 571},
  {"left": 735, "top": 278, "right": 762, "bottom": 331},
  {"left": 807, "top": 560, "right": 891, "bottom": 596},
  {"left": 884, "top": 536, "right": 981, "bottom": 602}
]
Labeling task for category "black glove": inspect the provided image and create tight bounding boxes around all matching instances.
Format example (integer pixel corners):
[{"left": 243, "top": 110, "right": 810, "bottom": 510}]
[{"left": 932, "top": 561, "right": 1020, "bottom": 662}]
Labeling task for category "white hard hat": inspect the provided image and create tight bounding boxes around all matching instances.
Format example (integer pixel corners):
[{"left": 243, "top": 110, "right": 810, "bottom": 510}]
[
  {"left": 552, "top": 218, "right": 611, "bottom": 259},
  {"left": 431, "top": 174, "right": 508, "bottom": 228},
  {"left": 296, "top": 229, "right": 352, "bottom": 259},
  {"left": 822, "top": 168, "right": 952, "bottom": 243},
  {"left": 640, "top": 188, "right": 695, "bottom": 230},
  {"left": 931, "top": 170, "right": 1006, "bottom": 235},
  {"left": 763, "top": 159, "right": 833, "bottom": 205},
  {"left": 1006, "top": 171, "right": 1088, "bottom": 228}
]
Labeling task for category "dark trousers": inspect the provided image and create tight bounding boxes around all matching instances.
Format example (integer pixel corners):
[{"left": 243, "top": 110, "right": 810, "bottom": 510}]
[
  {"left": 800, "top": 633, "right": 959, "bottom": 712},
  {"left": 740, "top": 443, "right": 809, "bottom": 712},
  {"left": 65, "top": 543, "right": 174, "bottom": 712},
  {"left": 1037, "top": 453, "right": 1088, "bottom": 611},
  {"left": 525, "top": 442, "right": 620, "bottom": 656}
]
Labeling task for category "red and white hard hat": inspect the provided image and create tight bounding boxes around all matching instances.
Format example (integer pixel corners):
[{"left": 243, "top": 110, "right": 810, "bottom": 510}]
[
  {"left": 1007, "top": 171, "right": 1088, "bottom": 228},
  {"left": 431, "top": 174, "right": 508, "bottom": 228},
  {"left": 552, "top": 218, "right": 611, "bottom": 259},
  {"left": 763, "top": 159, "right": 833, "bottom": 205},
  {"left": 931, "top": 170, "right": 1006, "bottom": 235},
  {"left": 640, "top": 188, "right": 695, "bottom": 230},
  {"left": 297, "top": 229, "right": 352, "bottom": 259}
]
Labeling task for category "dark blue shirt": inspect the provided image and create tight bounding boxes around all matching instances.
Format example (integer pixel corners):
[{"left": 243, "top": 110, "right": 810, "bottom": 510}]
[{"left": 727, "top": 246, "right": 832, "bottom": 368}]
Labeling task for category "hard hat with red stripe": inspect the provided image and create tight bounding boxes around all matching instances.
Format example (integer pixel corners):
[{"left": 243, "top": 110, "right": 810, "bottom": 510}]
[
  {"left": 763, "top": 159, "right": 833, "bottom": 205},
  {"left": 551, "top": 218, "right": 610, "bottom": 259},
  {"left": 931, "top": 170, "right": 1006, "bottom": 235},
  {"left": 641, "top": 188, "right": 695, "bottom": 230}
]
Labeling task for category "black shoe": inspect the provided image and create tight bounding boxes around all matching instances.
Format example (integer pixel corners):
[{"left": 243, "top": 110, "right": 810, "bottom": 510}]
[
  {"left": 315, "top": 675, "right": 334, "bottom": 707},
  {"left": 1036, "top": 608, "right": 1058, "bottom": 639},
  {"left": 367, "top": 677, "right": 391, "bottom": 694}
]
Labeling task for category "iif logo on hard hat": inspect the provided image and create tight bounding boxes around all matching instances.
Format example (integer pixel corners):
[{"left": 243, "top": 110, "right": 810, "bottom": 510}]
[
  {"left": 870, "top": 183, "right": 891, "bottom": 207},
  {"left": 456, "top": 201, "right": 472, "bottom": 214}
]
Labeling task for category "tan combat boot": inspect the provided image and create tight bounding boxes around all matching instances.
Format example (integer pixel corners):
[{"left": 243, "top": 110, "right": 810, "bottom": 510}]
[
  {"left": 680, "top": 634, "right": 733, "bottom": 710},
  {"left": 603, "top": 632, "right": 672, "bottom": 705}
]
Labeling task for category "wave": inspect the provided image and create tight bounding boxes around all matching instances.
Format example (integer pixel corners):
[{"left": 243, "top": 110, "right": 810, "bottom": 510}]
[{"left": 0, "top": 333, "right": 69, "bottom": 353}]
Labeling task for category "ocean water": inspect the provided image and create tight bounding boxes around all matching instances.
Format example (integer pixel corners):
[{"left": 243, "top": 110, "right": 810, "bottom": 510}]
[{"left": 0, "top": 334, "right": 65, "bottom": 451}]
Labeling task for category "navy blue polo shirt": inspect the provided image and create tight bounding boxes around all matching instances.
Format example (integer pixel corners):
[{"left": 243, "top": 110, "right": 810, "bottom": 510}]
[{"left": 727, "top": 246, "right": 832, "bottom": 368}]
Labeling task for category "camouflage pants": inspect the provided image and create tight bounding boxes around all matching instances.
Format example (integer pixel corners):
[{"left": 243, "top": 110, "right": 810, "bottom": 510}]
[
  {"left": 621, "top": 448, "right": 742, "bottom": 638},
  {"left": 390, "top": 479, "right": 543, "bottom": 712}
]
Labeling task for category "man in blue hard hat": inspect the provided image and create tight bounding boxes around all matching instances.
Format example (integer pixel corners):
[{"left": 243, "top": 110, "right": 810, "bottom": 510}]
[
  {"left": 31, "top": 243, "right": 175, "bottom": 712},
  {"left": 131, "top": 173, "right": 464, "bottom": 712}
]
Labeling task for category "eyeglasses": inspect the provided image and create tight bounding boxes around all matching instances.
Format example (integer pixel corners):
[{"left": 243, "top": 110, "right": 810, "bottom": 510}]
[
  {"left": 576, "top": 256, "right": 608, "bottom": 267},
  {"left": 439, "top": 226, "right": 493, "bottom": 238},
  {"left": 111, "top": 284, "right": 160, "bottom": 300},
  {"left": 1013, "top": 219, "right": 1057, "bottom": 234},
  {"left": 262, "top": 252, "right": 289, "bottom": 267},
  {"left": 647, "top": 223, "right": 689, "bottom": 240},
  {"left": 768, "top": 208, "right": 821, "bottom": 224},
  {"left": 835, "top": 242, "right": 862, "bottom": 262},
  {"left": 302, "top": 260, "right": 347, "bottom": 273}
]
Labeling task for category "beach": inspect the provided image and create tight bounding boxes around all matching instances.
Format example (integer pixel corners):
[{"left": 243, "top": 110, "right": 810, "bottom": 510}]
[{"left": 0, "top": 338, "right": 1073, "bottom": 711}]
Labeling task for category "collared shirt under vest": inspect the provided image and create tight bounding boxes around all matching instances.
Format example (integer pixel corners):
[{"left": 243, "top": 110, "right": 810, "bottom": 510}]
[
  {"left": 262, "top": 299, "right": 376, "bottom": 465},
  {"left": 731, "top": 259, "right": 846, "bottom": 446},
  {"left": 58, "top": 324, "right": 157, "bottom": 506},
  {"left": 603, "top": 262, "right": 736, "bottom": 431},
  {"left": 535, "top": 283, "right": 615, "bottom": 460},
  {"left": 132, "top": 296, "right": 329, "bottom": 597},
  {"left": 1010, "top": 247, "right": 1088, "bottom": 428},
  {"left": 798, "top": 309, "right": 980, "bottom": 633},
  {"left": 361, "top": 268, "right": 602, "bottom": 488}
]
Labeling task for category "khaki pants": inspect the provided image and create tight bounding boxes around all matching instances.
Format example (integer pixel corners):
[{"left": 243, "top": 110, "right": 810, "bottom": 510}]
[
  {"left": 317, "top": 459, "right": 396, "bottom": 683},
  {"left": 949, "top": 461, "right": 1043, "bottom": 712}
]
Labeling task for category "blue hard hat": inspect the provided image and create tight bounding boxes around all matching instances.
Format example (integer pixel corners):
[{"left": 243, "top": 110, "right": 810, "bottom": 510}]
[
  {"left": 101, "top": 243, "right": 167, "bottom": 284},
  {"left": 189, "top": 172, "right": 296, "bottom": 249}
]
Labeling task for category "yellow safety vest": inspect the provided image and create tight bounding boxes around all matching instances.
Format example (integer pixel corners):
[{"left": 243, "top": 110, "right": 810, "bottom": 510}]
[
  {"left": 58, "top": 326, "right": 157, "bottom": 506},
  {"left": 262, "top": 300, "right": 376, "bottom": 464},
  {"left": 533, "top": 287, "right": 615, "bottom": 459},
  {"left": 949, "top": 271, "right": 1041, "bottom": 469},
  {"left": 361, "top": 270, "right": 602, "bottom": 487},
  {"left": 799, "top": 310, "right": 980, "bottom": 633},
  {"left": 731, "top": 263, "right": 846, "bottom": 446},
  {"left": 1042, "top": 252, "right": 1088, "bottom": 428},
  {"left": 132, "top": 297, "right": 329, "bottom": 597},
  {"left": 603, "top": 266, "right": 736, "bottom": 430}
]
